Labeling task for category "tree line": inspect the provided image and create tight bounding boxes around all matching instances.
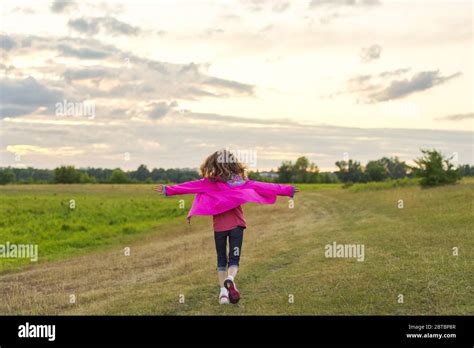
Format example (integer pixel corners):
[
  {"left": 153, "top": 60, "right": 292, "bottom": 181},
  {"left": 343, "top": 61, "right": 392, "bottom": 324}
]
[
  {"left": 267, "top": 149, "right": 470, "bottom": 187},
  {"left": 0, "top": 165, "right": 200, "bottom": 185},
  {"left": 0, "top": 149, "right": 472, "bottom": 187}
]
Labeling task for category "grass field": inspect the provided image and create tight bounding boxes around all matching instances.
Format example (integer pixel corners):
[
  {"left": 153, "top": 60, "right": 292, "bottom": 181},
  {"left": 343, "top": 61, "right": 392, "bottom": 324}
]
[
  {"left": 0, "top": 180, "right": 472, "bottom": 315},
  {"left": 0, "top": 184, "right": 192, "bottom": 272}
]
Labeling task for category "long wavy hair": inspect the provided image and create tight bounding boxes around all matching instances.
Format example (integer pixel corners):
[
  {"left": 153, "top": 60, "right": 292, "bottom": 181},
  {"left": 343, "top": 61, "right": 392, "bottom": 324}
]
[{"left": 200, "top": 149, "right": 247, "bottom": 182}]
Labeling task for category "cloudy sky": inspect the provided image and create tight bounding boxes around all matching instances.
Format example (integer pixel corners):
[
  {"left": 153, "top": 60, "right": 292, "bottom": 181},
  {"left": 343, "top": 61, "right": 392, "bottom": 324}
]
[{"left": 0, "top": 0, "right": 472, "bottom": 171}]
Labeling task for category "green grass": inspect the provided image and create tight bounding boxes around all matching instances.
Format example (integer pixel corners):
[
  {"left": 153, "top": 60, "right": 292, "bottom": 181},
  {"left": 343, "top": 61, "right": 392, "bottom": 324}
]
[
  {"left": 347, "top": 178, "right": 420, "bottom": 191},
  {"left": 0, "top": 179, "right": 472, "bottom": 315},
  {"left": 287, "top": 178, "right": 420, "bottom": 192},
  {"left": 296, "top": 182, "right": 342, "bottom": 191},
  {"left": 0, "top": 184, "right": 192, "bottom": 272}
]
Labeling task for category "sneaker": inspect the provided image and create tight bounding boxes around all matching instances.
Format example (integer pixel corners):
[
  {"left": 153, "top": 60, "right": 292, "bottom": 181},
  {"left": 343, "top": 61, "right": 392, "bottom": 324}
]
[
  {"left": 219, "top": 289, "right": 229, "bottom": 305},
  {"left": 224, "top": 278, "right": 240, "bottom": 304}
]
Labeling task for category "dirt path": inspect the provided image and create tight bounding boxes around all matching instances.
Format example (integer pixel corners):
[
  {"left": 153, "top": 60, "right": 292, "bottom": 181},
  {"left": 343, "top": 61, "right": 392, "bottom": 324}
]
[{"left": 0, "top": 193, "right": 319, "bottom": 315}]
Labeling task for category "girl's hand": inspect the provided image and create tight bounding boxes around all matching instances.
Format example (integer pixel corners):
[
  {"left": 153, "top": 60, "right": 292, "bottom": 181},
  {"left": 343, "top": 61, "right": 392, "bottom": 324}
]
[
  {"left": 154, "top": 184, "right": 165, "bottom": 195},
  {"left": 294, "top": 186, "right": 300, "bottom": 194}
]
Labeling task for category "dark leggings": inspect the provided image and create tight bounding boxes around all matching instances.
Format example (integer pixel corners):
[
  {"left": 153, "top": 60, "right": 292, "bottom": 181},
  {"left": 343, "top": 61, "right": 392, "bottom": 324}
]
[{"left": 214, "top": 226, "right": 244, "bottom": 272}]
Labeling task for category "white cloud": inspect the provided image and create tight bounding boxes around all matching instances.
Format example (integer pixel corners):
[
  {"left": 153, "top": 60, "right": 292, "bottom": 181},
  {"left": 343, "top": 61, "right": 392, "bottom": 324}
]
[
  {"left": 0, "top": 0, "right": 471, "bottom": 171},
  {"left": 1, "top": 112, "right": 472, "bottom": 170}
]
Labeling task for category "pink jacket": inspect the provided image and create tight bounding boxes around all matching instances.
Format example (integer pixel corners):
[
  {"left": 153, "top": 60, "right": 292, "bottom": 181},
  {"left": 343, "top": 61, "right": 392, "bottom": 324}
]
[{"left": 164, "top": 178, "right": 295, "bottom": 221}]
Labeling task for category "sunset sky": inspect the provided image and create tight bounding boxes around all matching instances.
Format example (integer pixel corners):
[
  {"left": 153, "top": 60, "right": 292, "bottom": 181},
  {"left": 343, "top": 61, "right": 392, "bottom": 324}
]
[{"left": 0, "top": 0, "right": 472, "bottom": 171}]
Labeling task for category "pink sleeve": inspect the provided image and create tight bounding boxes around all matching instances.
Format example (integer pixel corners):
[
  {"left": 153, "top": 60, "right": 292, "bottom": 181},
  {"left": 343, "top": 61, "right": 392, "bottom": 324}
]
[
  {"left": 248, "top": 180, "right": 295, "bottom": 198},
  {"left": 164, "top": 179, "right": 210, "bottom": 196}
]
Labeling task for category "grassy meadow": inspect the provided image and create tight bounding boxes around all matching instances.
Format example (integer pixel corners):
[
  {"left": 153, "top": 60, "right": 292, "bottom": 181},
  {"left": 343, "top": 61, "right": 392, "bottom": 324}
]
[
  {"left": 0, "top": 184, "right": 192, "bottom": 272},
  {"left": 0, "top": 179, "right": 472, "bottom": 315}
]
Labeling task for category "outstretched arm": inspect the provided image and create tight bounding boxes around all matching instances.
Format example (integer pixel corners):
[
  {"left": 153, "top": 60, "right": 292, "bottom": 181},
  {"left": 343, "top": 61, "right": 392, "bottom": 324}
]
[
  {"left": 154, "top": 178, "right": 210, "bottom": 196},
  {"left": 249, "top": 180, "right": 299, "bottom": 198}
]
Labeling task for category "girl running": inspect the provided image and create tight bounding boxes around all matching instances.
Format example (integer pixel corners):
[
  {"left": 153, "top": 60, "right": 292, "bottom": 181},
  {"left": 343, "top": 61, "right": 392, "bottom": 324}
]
[{"left": 155, "top": 150, "right": 298, "bottom": 304}]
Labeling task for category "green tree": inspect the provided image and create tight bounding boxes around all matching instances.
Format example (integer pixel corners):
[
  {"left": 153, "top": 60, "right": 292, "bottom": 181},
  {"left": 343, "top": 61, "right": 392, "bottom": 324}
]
[
  {"left": 131, "top": 164, "right": 151, "bottom": 182},
  {"left": 294, "top": 156, "right": 320, "bottom": 183},
  {"left": 0, "top": 168, "right": 15, "bottom": 185},
  {"left": 248, "top": 170, "right": 262, "bottom": 181},
  {"left": 109, "top": 168, "right": 130, "bottom": 183},
  {"left": 277, "top": 161, "right": 295, "bottom": 183},
  {"left": 380, "top": 157, "right": 407, "bottom": 179},
  {"left": 294, "top": 157, "right": 310, "bottom": 182},
  {"left": 458, "top": 164, "right": 474, "bottom": 177},
  {"left": 151, "top": 168, "right": 166, "bottom": 181},
  {"left": 79, "top": 172, "right": 97, "bottom": 183},
  {"left": 54, "top": 166, "right": 80, "bottom": 183},
  {"left": 413, "top": 149, "right": 460, "bottom": 187},
  {"left": 365, "top": 160, "right": 387, "bottom": 181},
  {"left": 335, "top": 159, "right": 367, "bottom": 183},
  {"left": 319, "top": 172, "right": 338, "bottom": 183}
]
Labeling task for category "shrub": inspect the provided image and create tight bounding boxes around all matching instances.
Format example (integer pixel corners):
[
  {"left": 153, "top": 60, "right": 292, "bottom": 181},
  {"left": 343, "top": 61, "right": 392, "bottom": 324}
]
[{"left": 413, "top": 149, "right": 460, "bottom": 187}]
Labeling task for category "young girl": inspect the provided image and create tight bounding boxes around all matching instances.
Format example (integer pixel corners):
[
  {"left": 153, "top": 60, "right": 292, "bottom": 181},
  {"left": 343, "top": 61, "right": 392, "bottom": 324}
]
[{"left": 155, "top": 150, "right": 298, "bottom": 305}]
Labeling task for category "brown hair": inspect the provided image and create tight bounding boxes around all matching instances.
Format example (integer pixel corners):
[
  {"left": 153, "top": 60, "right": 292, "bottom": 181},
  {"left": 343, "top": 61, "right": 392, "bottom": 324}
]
[{"left": 200, "top": 149, "right": 247, "bottom": 182}]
